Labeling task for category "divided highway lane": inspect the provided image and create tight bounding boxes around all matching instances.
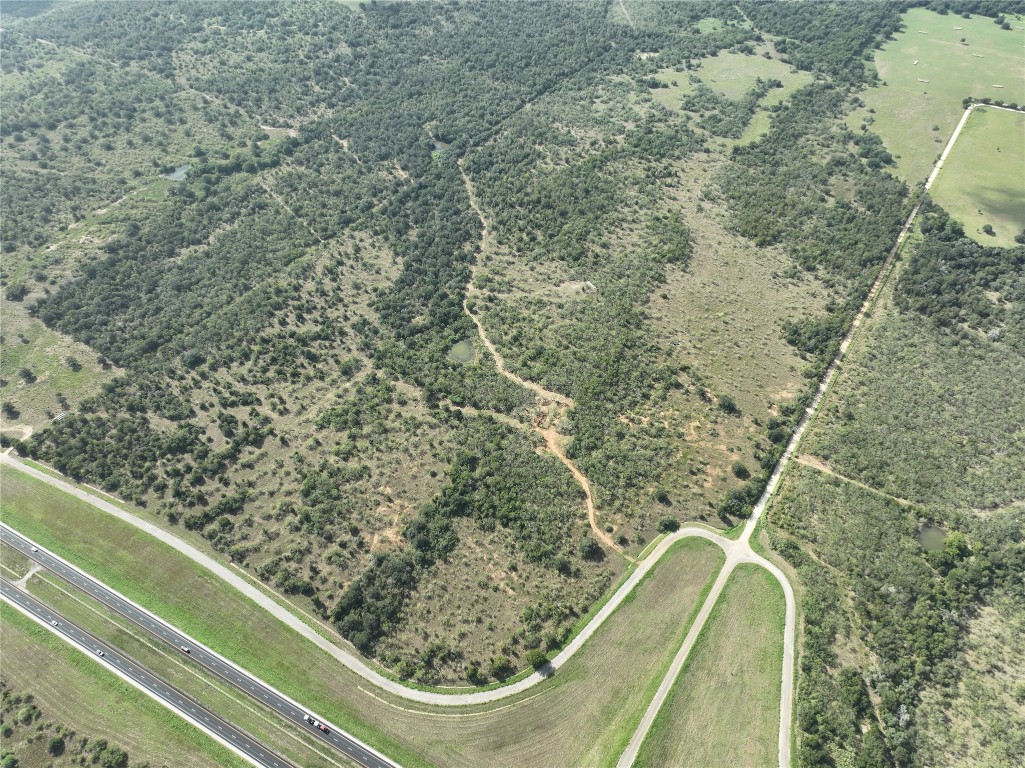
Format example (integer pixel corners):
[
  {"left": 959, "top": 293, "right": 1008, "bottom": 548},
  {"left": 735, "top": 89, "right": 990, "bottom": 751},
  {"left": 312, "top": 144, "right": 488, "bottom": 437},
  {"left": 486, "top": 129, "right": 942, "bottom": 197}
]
[
  {"left": 0, "top": 525, "right": 399, "bottom": 768},
  {"left": 0, "top": 579, "right": 292, "bottom": 768}
]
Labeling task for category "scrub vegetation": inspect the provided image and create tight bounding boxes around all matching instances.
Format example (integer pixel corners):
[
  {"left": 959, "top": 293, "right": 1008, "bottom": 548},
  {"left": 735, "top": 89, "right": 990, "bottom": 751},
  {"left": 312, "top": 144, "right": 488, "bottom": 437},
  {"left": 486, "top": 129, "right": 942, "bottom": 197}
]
[
  {"left": 770, "top": 213, "right": 1025, "bottom": 767},
  {"left": 2, "top": 3, "right": 1023, "bottom": 765},
  {"left": 1, "top": 0, "right": 916, "bottom": 682},
  {"left": 0, "top": 468, "right": 726, "bottom": 768}
]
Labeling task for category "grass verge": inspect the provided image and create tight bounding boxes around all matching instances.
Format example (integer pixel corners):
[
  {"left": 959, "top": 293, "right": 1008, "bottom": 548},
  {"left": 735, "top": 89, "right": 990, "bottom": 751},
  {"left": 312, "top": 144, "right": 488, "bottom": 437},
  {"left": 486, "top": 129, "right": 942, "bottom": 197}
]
[
  {"left": 634, "top": 564, "right": 785, "bottom": 768},
  {"left": 0, "top": 464, "right": 727, "bottom": 767},
  {"left": 0, "top": 601, "right": 249, "bottom": 768}
]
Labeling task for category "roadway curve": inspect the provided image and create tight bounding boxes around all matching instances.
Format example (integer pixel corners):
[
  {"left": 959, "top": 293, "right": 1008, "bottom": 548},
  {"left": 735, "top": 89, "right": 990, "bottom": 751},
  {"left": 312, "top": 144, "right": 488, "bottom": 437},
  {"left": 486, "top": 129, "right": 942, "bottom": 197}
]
[
  {"left": 616, "top": 101, "right": 998, "bottom": 768},
  {"left": 0, "top": 450, "right": 722, "bottom": 705},
  {"left": 0, "top": 525, "right": 397, "bottom": 768},
  {"left": 0, "top": 578, "right": 293, "bottom": 768},
  {"left": 0, "top": 101, "right": 997, "bottom": 763}
]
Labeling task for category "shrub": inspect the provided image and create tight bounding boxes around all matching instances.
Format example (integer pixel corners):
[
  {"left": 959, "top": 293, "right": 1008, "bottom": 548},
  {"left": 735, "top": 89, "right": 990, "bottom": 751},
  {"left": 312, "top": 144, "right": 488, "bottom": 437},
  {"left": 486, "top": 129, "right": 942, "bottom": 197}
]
[
  {"left": 731, "top": 460, "right": 751, "bottom": 480},
  {"left": 525, "top": 649, "right": 548, "bottom": 669},
  {"left": 489, "top": 655, "right": 514, "bottom": 680},
  {"left": 657, "top": 516, "right": 680, "bottom": 533},
  {"left": 47, "top": 736, "right": 65, "bottom": 756},
  {"left": 717, "top": 394, "right": 740, "bottom": 415}
]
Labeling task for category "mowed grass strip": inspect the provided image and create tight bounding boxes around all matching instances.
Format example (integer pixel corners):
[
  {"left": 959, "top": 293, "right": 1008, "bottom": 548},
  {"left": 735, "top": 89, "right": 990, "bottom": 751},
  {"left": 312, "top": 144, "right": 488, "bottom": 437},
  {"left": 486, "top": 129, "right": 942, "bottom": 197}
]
[
  {"left": 0, "top": 466, "right": 727, "bottom": 767},
  {"left": 635, "top": 564, "right": 785, "bottom": 768},
  {"left": 0, "top": 466, "right": 431, "bottom": 768},
  {"left": 929, "top": 106, "right": 1025, "bottom": 247},
  {"left": 23, "top": 573, "right": 351, "bottom": 768},
  {"left": 386, "top": 538, "right": 726, "bottom": 768},
  {"left": 0, "top": 602, "right": 248, "bottom": 768}
]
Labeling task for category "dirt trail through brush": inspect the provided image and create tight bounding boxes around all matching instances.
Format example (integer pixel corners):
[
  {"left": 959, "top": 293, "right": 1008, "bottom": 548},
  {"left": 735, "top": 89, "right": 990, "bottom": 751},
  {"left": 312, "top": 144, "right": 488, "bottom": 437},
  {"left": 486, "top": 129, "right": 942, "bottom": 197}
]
[
  {"left": 795, "top": 454, "right": 913, "bottom": 506},
  {"left": 458, "top": 163, "right": 625, "bottom": 557}
]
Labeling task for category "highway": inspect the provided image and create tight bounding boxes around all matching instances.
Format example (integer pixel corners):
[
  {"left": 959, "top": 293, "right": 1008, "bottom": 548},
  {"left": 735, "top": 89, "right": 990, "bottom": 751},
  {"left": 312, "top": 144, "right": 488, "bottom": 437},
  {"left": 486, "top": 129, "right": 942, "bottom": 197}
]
[
  {"left": 0, "top": 525, "right": 399, "bottom": 768},
  {"left": 0, "top": 578, "right": 293, "bottom": 768}
]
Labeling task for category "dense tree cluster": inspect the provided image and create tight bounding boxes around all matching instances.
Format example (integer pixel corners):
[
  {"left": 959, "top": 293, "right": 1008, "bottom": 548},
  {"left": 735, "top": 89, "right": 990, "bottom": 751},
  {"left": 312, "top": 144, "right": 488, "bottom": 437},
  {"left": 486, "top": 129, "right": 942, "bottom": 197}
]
[{"left": 896, "top": 206, "right": 1025, "bottom": 350}]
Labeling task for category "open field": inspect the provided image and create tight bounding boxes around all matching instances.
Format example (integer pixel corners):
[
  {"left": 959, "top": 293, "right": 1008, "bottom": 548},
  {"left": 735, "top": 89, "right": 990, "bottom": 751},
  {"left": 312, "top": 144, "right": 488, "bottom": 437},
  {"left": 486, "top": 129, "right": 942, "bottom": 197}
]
[
  {"left": 0, "top": 602, "right": 247, "bottom": 768},
  {"left": 929, "top": 106, "right": 1025, "bottom": 247},
  {"left": 852, "top": 8, "right": 1025, "bottom": 185},
  {"left": 650, "top": 43, "right": 814, "bottom": 146},
  {"left": 651, "top": 44, "right": 810, "bottom": 104},
  {"left": 634, "top": 564, "right": 784, "bottom": 768},
  {"left": 0, "top": 300, "right": 116, "bottom": 430},
  {"left": 0, "top": 465, "right": 728, "bottom": 767}
]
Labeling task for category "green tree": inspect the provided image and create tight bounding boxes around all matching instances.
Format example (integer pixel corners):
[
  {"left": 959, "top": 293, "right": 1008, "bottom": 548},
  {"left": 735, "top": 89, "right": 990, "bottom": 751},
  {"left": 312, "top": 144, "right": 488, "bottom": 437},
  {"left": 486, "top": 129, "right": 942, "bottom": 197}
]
[
  {"left": 657, "top": 516, "right": 680, "bottom": 533},
  {"left": 525, "top": 649, "right": 548, "bottom": 669}
]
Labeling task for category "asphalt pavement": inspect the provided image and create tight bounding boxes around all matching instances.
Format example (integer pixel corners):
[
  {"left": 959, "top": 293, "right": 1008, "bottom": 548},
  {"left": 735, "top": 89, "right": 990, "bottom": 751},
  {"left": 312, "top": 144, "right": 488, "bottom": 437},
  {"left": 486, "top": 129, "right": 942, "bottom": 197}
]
[
  {"left": 0, "top": 525, "right": 398, "bottom": 768},
  {"left": 0, "top": 578, "right": 293, "bottom": 768}
]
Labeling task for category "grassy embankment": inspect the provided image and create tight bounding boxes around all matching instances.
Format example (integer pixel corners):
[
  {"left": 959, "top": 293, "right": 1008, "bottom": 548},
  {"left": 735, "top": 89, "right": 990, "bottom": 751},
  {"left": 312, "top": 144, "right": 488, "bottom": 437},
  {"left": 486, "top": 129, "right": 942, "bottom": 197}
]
[
  {"left": 0, "top": 466, "right": 727, "bottom": 767},
  {"left": 634, "top": 564, "right": 785, "bottom": 768},
  {"left": 21, "top": 572, "right": 356, "bottom": 768},
  {"left": 0, "top": 603, "right": 248, "bottom": 768}
]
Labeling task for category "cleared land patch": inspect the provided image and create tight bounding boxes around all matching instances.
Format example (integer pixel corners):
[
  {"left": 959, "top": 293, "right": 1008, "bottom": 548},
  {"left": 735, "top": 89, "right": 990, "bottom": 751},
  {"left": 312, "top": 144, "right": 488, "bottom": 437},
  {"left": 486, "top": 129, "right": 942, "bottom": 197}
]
[
  {"left": 0, "top": 465, "right": 728, "bottom": 767},
  {"left": 852, "top": 8, "right": 1025, "bottom": 185},
  {"left": 650, "top": 45, "right": 813, "bottom": 146},
  {"left": 0, "top": 602, "right": 247, "bottom": 768},
  {"left": 0, "top": 301, "right": 116, "bottom": 431},
  {"left": 634, "top": 564, "right": 784, "bottom": 768},
  {"left": 929, "top": 106, "right": 1025, "bottom": 247}
]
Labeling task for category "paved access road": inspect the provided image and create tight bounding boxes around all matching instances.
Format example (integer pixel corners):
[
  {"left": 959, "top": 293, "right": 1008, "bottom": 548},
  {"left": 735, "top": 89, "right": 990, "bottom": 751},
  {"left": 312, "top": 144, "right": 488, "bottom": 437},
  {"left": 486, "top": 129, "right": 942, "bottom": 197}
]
[
  {"left": 0, "top": 578, "right": 293, "bottom": 768},
  {"left": 0, "top": 525, "right": 399, "bottom": 768}
]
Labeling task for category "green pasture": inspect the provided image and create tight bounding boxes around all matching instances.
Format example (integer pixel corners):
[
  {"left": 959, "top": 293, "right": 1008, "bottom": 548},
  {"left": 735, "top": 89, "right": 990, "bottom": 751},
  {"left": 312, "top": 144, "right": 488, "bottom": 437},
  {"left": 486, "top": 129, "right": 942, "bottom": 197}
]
[
  {"left": 853, "top": 8, "right": 1025, "bottom": 185},
  {"left": 930, "top": 106, "right": 1025, "bottom": 247}
]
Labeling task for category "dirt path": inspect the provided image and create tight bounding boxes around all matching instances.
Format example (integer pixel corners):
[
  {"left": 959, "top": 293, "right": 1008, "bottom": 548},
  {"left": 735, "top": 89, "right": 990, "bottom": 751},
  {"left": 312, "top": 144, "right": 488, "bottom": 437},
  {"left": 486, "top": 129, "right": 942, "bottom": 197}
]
[
  {"left": 617, "top": 0, "right": 637, "bottom": 31},
  {"left": 795, "top": 454, "right": 913, "bottom": 506},
  {"left": 0, "top": 451, "right": 718, "bottom": 706},
  {"left": 457, "top": 163, "right": 627, "bottom": 557},
  {"left": 1, "top": 425, "right": 34, "bottom": 454}
]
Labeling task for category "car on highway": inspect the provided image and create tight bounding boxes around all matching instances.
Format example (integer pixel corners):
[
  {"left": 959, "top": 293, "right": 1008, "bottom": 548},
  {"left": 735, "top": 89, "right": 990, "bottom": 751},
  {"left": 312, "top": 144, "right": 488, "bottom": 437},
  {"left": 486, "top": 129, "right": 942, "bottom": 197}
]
[
  {"left": 180, "top": 645, "right": 190, "bottom": 654},
  {"left": 30, "top": 546, "right": 38, "bottom": 552},
  {"left": 50, "top": 620, "right": 59, "bottom": 626},
  {"left": 95, "top": 649, "right": 105, "bottom": 657}
]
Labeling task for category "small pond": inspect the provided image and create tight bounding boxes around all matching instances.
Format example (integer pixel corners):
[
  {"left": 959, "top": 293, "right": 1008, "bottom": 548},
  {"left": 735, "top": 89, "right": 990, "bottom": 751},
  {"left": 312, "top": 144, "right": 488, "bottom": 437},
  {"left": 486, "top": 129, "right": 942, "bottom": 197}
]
[
  {"left": 165, "top": 163, "right": 190, "bottom": 181},
  {"left": 447, "top": 339, "right": 475, "bottom": 363},
  {"left": 918, "top": 524, "right": 947, "bottom": 552}
]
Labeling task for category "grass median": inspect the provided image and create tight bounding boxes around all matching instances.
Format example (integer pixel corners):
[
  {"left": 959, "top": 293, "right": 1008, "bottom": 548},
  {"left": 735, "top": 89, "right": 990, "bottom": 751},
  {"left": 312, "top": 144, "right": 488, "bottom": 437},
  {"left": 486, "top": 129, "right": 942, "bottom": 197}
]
[
  {"left": 635, "top": 564, "right": 786, "bottom": 768},
  {"left": 0, "top": 601, "right": 249, "bottom": 768}
]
